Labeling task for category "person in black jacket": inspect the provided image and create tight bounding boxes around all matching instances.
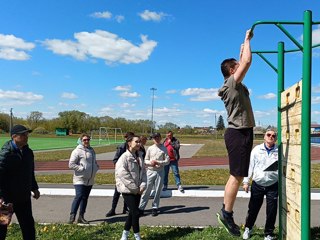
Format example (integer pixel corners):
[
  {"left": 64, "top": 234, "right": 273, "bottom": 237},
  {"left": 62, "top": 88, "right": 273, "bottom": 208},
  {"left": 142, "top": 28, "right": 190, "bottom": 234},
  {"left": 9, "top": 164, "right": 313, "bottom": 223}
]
[
  {"left": 0, "top": 125, "right": 40, "bottom": 240},
  {"left": 105, "top": 132, "right": 134, "bottom": 217}
]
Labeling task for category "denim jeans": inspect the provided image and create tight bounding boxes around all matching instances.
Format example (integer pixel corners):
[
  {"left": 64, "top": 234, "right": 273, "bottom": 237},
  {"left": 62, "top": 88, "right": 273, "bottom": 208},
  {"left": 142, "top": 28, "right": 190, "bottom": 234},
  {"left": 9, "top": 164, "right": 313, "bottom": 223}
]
[
  {"left": 70, "top": 184, "right": 92, "bottom": 215},
  {"left": 164, "top": 160, "right": 181, "bottom": 187}
]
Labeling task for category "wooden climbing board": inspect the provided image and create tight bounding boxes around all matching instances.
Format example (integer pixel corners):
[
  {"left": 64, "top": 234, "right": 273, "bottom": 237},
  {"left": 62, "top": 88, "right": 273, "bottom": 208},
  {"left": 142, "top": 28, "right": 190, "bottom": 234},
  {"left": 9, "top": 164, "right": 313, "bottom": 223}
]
[{"left": 280, "top": 80, "right": 302, "bottom": 240}]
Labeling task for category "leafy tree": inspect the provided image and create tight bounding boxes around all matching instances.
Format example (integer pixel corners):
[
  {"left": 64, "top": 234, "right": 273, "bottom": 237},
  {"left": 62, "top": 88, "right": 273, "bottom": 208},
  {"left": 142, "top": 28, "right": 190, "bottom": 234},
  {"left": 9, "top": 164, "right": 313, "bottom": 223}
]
[
  {"left": 0, "top": 113, "right": 10, "bottom": 132},
  {"left": 216, "top": 115, "right": 225, "bottom": 131},
  {"left": 27, "top": 111, "right": 44, "bottom": 129}
]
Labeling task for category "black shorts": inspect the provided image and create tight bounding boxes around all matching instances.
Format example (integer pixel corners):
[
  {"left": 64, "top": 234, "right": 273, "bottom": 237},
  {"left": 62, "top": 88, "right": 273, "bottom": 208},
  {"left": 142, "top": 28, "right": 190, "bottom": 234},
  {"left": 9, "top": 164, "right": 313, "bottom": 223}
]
[{"left": 224, "top": 128, "right": 253, "bottom": 177}]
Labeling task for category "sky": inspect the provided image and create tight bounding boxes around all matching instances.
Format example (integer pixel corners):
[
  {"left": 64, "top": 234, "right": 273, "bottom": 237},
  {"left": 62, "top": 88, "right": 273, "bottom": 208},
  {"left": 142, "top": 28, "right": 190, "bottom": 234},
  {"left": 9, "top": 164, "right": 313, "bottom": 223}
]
[{"left": 1, "top": 0, "right": 320, "bottom": 128}]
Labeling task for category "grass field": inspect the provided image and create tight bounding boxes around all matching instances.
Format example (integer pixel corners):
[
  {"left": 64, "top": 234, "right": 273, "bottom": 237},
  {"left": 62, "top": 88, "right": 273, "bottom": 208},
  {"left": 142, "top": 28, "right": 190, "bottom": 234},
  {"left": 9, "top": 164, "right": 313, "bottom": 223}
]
[{"left": 0, "top": 135, "right": 122, "bottom": 151}]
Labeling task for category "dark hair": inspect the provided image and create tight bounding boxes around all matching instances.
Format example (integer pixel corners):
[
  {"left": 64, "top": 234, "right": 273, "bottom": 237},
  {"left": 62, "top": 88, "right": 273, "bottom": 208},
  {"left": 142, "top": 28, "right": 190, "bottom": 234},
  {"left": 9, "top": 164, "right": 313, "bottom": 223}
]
[
  {"left": 167, "top": 130, "right": 173, "bottom": 134},
  {"left": 126, "top": 135, "right": 139, "bottom": 143},
  {"left": 80, "top": 133, "right": 90, "bottom": 140},
  {"left": 140, "top": 135, "right": 147, "bottom": 141},
  {"left": 124, "top": 132, "right": 134, "bottom": 139},
  {"left": 221, "top": 58, "right": 237, "bottom": 78}
]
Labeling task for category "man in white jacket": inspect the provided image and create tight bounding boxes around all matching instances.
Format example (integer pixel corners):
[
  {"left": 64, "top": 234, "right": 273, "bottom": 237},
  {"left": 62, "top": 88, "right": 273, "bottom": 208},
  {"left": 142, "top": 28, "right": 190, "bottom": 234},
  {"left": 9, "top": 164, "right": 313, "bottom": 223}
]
[
  {"left": 242, "top": 129, "right": 278, "bottom": 240},
  {"left": 139, "top": 132, "right": 170, "bottom": 217}
]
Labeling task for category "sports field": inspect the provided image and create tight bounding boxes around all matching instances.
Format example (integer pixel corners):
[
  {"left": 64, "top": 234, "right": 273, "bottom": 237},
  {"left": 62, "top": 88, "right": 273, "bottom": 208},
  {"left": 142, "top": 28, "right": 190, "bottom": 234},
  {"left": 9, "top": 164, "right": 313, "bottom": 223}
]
[{"left": 0, "top": 135, "right": 121, "bottom": 151}]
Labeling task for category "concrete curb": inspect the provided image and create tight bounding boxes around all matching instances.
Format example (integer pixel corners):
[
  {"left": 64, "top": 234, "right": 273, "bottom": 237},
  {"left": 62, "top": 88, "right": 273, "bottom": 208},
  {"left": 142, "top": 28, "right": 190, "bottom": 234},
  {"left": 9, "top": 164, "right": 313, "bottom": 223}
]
[{"left": 39, "top": 188, "right": 320, "bottom": 200}]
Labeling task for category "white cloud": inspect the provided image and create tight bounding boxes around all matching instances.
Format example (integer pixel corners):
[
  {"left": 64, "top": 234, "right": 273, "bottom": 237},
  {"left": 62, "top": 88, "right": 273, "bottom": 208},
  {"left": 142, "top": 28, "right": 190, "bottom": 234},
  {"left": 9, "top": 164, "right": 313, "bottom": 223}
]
[
  {"left": 312, "top": 96, "right": 320, "bottom": 104},
  {"left": 0, "top": 34, "right": 35, "bottom": 60},
  {"left": 258, "top": 93, "right": 276, "bottom": 99},
  {"left": 313, "top": 85, "right": 320, "bottom": 93},
  {"left": 90, "top": 11, "right": 112, "bottom": 19},
  {"left": 115, "top": 15, "right": 125, "bottom": 23},
  {"left": 42, "top": 30, "right": 157, "bottom": 65},
  {"left": 61, "top": 92, "right": 78, "bottom": 99},
  {"left": 113, "top": 85, "right": 131, "bottom": 91},
  {"left": 119, "top": 91, "right": 140, "bottom": 98},
  {"left": 180, "top": 88, "right": 220, "bottom": 101},
  {"left": 139, "top": 10, "right": 167, "bottom": 22},
  {"left": 166, "top": 89, "right": 177, "bottom": 94},
  {"left": 120, "top": 103, "right": 135, "bottom": 108},
  {"left": 0, "top": 89, "right": 43, "bottom": 106}
]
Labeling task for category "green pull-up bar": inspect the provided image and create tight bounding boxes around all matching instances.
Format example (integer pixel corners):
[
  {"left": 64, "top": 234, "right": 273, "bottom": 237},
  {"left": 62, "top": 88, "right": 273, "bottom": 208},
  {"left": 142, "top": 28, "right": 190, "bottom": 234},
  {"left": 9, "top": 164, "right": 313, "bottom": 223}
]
[{"left": 249, "top": 10, "right": 319, "bottom": 240}]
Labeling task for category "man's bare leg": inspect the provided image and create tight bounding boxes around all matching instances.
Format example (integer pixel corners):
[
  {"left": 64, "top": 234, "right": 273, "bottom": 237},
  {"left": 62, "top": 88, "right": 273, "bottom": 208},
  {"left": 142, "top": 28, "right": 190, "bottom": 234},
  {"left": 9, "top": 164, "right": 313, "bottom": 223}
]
[{"left": 224, "top": 175, "right": 243, "bottom": 212}]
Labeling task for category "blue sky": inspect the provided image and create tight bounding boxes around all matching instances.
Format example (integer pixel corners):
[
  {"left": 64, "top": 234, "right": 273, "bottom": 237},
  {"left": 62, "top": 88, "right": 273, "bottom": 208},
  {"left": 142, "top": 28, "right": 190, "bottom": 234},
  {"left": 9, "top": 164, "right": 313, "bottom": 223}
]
[{"left": 0, "top": 0, "right": 320, "bottom": 128}]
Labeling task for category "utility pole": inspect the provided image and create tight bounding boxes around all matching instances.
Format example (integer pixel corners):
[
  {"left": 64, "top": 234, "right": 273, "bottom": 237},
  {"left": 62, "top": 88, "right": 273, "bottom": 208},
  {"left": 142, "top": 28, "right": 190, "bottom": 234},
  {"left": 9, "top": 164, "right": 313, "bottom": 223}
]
[
  {"left": 9, "top": 108, "right": 13, "bottom": 134},
  {"left": 150, "top": 87, "right": 157, "bottom": 134},
  {"left": 215, "top": 113, "right": 217, "bottom": 139}
]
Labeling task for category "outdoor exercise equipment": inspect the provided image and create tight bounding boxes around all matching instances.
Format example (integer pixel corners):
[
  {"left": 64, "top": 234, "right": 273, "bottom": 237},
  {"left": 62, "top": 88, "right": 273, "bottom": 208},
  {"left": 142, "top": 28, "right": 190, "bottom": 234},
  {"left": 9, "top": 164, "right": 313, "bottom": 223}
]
[{"left": 250, "top": 10, "right": 320, "bottom": 240}]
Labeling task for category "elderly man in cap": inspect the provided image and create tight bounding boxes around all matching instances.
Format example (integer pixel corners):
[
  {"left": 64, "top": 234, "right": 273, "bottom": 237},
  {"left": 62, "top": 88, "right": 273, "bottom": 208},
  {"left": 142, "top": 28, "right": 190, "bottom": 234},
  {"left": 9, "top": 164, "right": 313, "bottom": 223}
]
[
  {"left": 0, "top": 124, "right": 40, "bottom": 240},
  {"left": 138, "top": 132, "right": 169, "bottom": 217}
]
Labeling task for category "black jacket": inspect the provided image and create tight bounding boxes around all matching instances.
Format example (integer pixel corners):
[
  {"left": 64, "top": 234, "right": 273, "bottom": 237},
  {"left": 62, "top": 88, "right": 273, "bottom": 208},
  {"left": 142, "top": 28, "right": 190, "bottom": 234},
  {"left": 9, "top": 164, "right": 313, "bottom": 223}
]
[
  {"left": 0, "top": 140, "right": 39, "bottom": 203},
  {"left": 112, "top": 142, "right": 127, "bottom": 164}
]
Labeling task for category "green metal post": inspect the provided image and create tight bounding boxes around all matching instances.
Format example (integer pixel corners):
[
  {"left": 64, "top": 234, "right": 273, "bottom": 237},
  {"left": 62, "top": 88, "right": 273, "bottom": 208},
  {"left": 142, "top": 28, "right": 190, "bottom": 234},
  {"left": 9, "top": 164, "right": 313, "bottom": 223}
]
[
  {"left": 301, "top": 10, "right": 312, "bottom": 240},
  {"left": 277, "top": 41, "right": 284, "bottom": 240}
]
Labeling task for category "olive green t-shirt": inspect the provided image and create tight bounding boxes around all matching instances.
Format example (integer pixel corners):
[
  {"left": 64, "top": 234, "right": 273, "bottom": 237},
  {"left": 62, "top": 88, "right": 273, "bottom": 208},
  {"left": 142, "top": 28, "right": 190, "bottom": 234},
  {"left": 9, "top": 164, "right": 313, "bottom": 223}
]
[{"left": 218, "top": 75, "right": 255, "bottom": 129}]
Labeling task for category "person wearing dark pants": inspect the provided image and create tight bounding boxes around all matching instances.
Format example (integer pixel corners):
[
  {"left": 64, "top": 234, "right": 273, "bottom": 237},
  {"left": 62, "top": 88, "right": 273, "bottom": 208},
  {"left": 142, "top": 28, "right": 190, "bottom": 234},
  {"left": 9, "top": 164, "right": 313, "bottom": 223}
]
[
  {"left": 68, "top": 133, "right": 99, "bottom": 224},
  {"left": 115, "top": 135, "right": 147, "bottom": 240},
  {"left": 0, "top": 125, "right": 40, "bottom": 240},
  {"left": 122, "top": 193, "right": 141, "bottom": 235},
  {"left": 106, "top": 132, "right": 134, "bottom": 217},
  {"left": 242, "top": 129, "right": 278, "bottom": 240}
]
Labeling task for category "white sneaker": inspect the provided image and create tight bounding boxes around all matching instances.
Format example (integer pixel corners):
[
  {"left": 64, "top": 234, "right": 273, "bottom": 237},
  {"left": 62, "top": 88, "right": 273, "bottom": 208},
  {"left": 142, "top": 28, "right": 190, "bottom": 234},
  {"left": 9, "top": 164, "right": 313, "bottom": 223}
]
[
  {"left": 121, "top": 230, "right": 129, "bottom": 240},
  {"left": 264, "top": 235, "right": 274, "bottom": 240},
  {"left": 242, "top": 227, "right": 252, "bottom": 239},
  {"left": 178, "top": 185, "right": 185, "bottom": 193}
]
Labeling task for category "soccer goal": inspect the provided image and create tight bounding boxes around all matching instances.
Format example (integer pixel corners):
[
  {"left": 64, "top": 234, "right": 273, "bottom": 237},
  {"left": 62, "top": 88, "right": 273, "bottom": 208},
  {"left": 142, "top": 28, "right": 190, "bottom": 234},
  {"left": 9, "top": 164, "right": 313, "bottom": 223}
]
[{"left": 98, "top": 127, "right": 123, "bottom": 145}]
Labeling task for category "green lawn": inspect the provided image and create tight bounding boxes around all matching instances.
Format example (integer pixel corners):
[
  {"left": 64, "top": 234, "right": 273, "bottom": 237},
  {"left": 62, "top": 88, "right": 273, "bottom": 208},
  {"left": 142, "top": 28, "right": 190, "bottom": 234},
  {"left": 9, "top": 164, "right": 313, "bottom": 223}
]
[{"left": 0, "top": 135, "right": 121, "bottom": 151}]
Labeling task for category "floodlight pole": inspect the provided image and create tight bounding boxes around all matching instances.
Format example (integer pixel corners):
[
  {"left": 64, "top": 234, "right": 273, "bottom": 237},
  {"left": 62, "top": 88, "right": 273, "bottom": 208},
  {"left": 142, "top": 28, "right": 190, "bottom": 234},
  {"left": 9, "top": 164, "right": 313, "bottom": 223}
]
[
  {"left": 150, "top": 87, "right": 157, "bottom": 134},
  {"left": 9, "top": 108, "right": 13, "bottom": 134}
]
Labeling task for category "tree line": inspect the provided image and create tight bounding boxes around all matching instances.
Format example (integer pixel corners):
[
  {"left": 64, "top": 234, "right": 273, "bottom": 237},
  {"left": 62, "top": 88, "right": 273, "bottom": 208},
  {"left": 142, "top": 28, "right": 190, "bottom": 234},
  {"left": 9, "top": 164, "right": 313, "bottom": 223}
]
[{"left": 0, "top": 111, "right": 226, "bottom": 135}]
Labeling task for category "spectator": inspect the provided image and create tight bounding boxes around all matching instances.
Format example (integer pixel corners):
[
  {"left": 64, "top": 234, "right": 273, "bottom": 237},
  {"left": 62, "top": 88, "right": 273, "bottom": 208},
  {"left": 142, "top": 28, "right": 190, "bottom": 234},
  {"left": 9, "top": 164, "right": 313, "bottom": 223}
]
[
  {"left": 106, "top": 132, "right": 134, "bottom": 217},
  {"left": 242, "top": 129, "right": 278, "bottom": 240},
  {"left": 115, "top": 135, "right": 147, "bottom": 240},
  {"left": 0, "top": 125, "right": 40, "bottom": 240},
  {"left": 163, "top": 131, "right": 184, "bottom": 193},
  {"left": 68, "top": 133, "right": 99, "bottom": 224},
  {"left": 139, "top": 133, "right": 169, "bottom": 217}
]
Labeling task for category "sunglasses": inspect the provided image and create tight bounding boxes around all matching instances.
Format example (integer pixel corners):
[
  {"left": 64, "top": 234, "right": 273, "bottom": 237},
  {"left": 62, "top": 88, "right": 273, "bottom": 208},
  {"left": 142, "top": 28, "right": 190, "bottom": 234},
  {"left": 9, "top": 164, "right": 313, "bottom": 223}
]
[
  {"left": 266, "top": 133, "right": 276, "bottom": 138},
  {"left": 135, "top": 141, "right": 141, "bottom": 143},
  {"left": 82, "top": 139, "right": 90, "bottom": 142}
]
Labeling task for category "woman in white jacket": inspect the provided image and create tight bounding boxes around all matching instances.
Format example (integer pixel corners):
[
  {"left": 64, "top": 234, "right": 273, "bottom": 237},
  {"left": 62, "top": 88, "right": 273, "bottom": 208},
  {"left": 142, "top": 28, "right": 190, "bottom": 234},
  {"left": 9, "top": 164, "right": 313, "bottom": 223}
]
[
  {"left": 68, "top": 133, "right": 99, "bottom": 224},
  {"left": 115, "top": 135, "right": 147, "bottom": 240}
]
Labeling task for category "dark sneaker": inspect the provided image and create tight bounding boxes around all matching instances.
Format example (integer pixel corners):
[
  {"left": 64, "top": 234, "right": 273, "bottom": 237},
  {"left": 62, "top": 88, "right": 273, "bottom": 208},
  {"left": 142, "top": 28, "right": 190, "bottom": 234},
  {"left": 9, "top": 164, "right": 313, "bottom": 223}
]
[
  {"left": 105, "top": 209, "right": 116, "bottom": 217},
  {"left": 162, "top": 185, "right": 168, "bottom": 191},
  {"left": 216, "top": 210, "right": 240, "bottom": 237},
  {"left": 151, "top": 208, "right": 158, "bottom": 217}
]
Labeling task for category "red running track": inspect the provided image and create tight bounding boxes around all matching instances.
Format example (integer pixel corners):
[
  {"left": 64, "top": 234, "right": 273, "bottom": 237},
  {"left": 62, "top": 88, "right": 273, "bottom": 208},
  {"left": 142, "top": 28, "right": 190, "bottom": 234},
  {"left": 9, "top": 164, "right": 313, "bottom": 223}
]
[{"left": 35, "top": 146, "right": 320, "bottom": 171}]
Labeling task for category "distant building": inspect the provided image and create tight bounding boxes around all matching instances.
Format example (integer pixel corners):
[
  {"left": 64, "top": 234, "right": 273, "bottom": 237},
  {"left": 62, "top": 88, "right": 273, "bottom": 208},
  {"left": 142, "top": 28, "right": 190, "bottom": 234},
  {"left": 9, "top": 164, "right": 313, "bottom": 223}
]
[{"left": 311, "top": 124, "right": 320, "bottom": 134}]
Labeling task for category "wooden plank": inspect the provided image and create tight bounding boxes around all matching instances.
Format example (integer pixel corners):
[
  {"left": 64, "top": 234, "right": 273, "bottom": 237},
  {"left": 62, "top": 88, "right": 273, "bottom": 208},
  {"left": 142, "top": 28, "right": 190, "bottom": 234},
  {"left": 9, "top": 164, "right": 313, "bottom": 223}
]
[
  {"left": 282, "top": 144, "right": 302, "bottom": 166},
  {"left": 282, "top": 161, "right": 301, "bottom": 184},
  {"left": 281, "top": 80, "right": 302, "bottom": 108},
  {"left": 281, "top": 206, "right": 301, "bottom": 240}
]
